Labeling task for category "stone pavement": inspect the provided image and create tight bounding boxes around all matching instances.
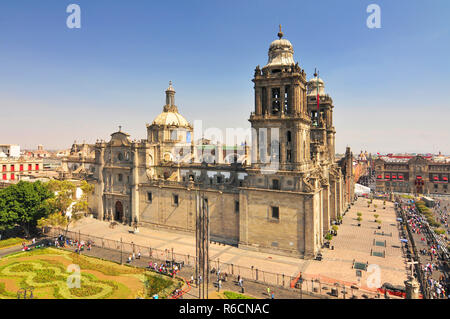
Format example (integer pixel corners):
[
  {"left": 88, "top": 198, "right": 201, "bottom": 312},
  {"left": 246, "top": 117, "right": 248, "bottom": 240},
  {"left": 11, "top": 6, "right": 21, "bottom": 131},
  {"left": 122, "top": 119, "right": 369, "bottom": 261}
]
[
  {"left": 66, "top": 197, "right": 408, "bottom": 298},
  {"left": 303, "top": 198, "right": 408, "bottom": 290}
]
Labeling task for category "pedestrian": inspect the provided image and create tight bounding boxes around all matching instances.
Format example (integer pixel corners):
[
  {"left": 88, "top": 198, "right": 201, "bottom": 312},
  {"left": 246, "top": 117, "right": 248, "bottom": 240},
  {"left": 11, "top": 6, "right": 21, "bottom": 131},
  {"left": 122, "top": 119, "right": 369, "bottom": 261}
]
[
  {"left": 218, "top": 279, "right": 222, "bottom": 292},
  {"left": 271, "top": 291, "right": 275, "bottom": 299},
  {"left": 128, "top": 255, "right": 132, "bottom": 263},
  {"left": 132, "top": 252, "right": 135, "bottom": 260},
  {"left": 137, "top": 251, "right": 141, "bottom": 259},
  {"left": 267, "top": 287, "right": 271, "bottom": 296}
]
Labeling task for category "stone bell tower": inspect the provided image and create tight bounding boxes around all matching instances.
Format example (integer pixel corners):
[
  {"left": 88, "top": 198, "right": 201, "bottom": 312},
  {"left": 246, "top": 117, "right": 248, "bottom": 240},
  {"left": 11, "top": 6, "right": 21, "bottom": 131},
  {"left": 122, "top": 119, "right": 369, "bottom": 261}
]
[{"left": 249, "top": 26, "right": 311, "bottom": 173}]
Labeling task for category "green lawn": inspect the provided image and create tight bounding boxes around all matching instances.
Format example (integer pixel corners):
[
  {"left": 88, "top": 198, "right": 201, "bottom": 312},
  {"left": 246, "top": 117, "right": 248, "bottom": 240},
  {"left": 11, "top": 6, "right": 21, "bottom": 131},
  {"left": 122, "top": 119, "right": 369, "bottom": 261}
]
[
  {"left": 0, "top": 247, "right": 181, "bottom": 299},
  {"left": 223, "top": 291, "right": 254, "bottom": 299},
  {"left": 0, "top": 238, "right": 24, "bottom": 250}
]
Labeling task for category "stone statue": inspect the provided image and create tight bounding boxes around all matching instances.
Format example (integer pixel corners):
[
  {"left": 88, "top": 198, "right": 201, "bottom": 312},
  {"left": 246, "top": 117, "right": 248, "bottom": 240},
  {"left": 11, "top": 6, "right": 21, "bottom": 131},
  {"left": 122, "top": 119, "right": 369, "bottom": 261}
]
[
  {"left": 302, "top": 176, "right": 314, "bottom": 192},
  {"left": 254, "top": 65, "right": 261, "bottom": 77}
]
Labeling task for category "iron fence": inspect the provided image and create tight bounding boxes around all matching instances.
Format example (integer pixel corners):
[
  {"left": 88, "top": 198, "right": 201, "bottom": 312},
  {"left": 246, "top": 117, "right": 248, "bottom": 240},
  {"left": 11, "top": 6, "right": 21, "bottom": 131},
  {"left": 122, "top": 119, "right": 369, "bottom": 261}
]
[{"left": 47, "top": 227, "right": 396, "bottom": 299}]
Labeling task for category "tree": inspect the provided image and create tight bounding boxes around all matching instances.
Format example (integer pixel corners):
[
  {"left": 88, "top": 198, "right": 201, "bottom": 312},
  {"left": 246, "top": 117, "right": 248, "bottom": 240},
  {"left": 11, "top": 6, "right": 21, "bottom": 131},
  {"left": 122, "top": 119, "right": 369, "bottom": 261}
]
[
  {"left": 45, "top": 180, "right": 76, "bottom": 215},
  {"left": 42, "top": 180, "right": 94, "bottom": 234},
  {"left": 0, "top": 181, "right": 54, "bottom": 237},
  {"left": 37, "top": 212, "right": 68, "bottom": 232}
]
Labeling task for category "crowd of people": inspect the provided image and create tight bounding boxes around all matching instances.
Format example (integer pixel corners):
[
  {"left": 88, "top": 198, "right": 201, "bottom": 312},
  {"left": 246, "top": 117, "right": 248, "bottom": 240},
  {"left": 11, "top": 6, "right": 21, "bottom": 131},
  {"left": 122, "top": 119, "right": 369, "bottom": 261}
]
[
  {"left": 146, "top": 260, "right": 183, "bottom": 278},
  {"left": 401, "top": 200, "right": 449, "bottom": 299}
]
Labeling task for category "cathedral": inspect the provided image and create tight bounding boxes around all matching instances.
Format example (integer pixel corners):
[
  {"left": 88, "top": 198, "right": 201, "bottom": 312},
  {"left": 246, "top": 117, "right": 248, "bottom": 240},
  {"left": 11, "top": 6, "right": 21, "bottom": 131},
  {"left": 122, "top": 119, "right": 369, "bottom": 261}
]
[{"left": 63, "top": 28, "right": 355, "bottom": 259}]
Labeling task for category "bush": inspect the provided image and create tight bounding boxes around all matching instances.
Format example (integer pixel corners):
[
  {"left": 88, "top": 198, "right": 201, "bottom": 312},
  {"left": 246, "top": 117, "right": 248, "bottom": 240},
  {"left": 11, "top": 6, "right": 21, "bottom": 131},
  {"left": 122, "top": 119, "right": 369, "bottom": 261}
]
[
  {"left": 357, "top": 212, "right": 362, "bottom": 217},
  {"left": 223, "top": 291, "right": 254, "bottom": 299},
  {"left": 357, "top": 217, "right": 362, "bottom": 222},
  {"left": 325, "top": 233, "right": 333, "bottom": 241},
  {"left": 145, "top": 274, "right": 173, "bottom": 297},
  {"left": 332, "top": 225, "right": 339, "bottom": 232}
]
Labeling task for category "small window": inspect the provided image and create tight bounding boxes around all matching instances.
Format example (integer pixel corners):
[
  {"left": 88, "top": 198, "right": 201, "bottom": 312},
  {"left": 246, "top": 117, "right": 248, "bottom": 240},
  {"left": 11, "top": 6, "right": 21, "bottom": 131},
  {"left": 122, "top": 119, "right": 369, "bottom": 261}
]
[
  {"left": 272, "top": 179, "right": 280, "bottom": 190},
  {"left": 147, "top": 192, "right": 152, "bottom": 203},
  {"left": 118, "top": 152, "right": 123, "bottom": 161},
  {"left": 118, "top": 174, "right": 123, "bottom": 182},
  {"left": 235, "top": 200, "right": 239, "bottom": 213},
  {"left": 271, "top": 206, "right": 279, "bottom": 219},
  {"left": 173, "top": 194, "right": 179, "bottom": 206}
]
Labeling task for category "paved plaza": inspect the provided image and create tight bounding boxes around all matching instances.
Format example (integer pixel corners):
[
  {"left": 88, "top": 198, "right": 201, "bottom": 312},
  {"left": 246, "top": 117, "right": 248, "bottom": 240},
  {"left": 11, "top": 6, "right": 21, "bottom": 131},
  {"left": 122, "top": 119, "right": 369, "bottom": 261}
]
[{"left": 68, "top": 197, "right": 409, "bottom": 294}]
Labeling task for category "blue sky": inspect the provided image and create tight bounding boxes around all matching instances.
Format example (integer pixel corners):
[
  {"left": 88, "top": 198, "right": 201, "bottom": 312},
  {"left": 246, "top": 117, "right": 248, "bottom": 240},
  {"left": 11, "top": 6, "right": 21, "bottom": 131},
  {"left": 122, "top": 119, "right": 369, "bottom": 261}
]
[{"left": 0, "top": 0, "right": 449, "bottom": 154}]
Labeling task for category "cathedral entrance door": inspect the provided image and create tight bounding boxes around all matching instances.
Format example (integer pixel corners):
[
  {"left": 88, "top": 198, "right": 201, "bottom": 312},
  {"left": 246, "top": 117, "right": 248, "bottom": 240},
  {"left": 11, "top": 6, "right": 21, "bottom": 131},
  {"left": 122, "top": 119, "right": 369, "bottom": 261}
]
[{"left": 115, "top": 201, "right": 124, "bottom": 222}]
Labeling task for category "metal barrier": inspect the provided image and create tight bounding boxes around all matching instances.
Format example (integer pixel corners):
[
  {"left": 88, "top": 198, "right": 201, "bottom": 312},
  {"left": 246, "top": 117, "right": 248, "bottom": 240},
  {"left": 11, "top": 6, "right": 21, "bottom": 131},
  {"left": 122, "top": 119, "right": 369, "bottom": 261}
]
[{"left": 48, "top": 227, "right": 396, "bottom": 299}]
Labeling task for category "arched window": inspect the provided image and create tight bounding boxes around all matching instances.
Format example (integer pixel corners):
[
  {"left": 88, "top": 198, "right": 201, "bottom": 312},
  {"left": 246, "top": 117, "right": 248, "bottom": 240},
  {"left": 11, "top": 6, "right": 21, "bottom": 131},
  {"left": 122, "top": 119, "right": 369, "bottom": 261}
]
[
  {"left": 118, "top": 152, "right": 123, "bottom": 161},
  {"left": 287, "top": 131, "right": 292, "bottom": 143}
]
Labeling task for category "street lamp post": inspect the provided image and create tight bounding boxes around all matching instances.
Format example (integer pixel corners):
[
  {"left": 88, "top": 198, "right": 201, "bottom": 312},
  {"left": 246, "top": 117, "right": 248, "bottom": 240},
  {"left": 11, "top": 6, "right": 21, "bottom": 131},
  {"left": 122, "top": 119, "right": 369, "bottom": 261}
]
[{"left": 120, "top": 237, "right": 123, "bottom": 265}]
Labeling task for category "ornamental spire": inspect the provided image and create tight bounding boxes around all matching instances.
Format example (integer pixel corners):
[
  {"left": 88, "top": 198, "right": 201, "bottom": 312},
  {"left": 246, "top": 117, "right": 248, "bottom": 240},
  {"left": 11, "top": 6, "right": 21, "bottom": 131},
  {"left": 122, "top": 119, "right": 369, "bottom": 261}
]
[
  {"left": 277, "top": 24, "right": 283, "bottom": 39},
  {"left": 165, "top": 81, "right": 176, "bottom": 107}
]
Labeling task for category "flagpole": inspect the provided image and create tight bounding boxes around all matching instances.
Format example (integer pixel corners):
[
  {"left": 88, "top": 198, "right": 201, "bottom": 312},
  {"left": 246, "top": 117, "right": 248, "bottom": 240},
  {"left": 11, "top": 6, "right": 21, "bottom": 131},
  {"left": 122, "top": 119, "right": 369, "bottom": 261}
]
[{"left": 315, "top": 69, "right": 320, "bottom": 124}]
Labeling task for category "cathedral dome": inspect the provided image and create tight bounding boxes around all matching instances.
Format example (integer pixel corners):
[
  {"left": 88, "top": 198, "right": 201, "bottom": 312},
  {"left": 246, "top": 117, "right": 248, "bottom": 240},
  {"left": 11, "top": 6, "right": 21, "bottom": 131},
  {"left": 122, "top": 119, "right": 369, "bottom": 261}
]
[
  {"left": 151, "top": 81, "right": 191, "bottom": 128},
  {"left": 307, "top": 76, "right": 325, "bottom": 96},
  {"left": 152, "top": 111, "right": 190, "bottom": 127},
  {"left": 263, "top": 26, "right": 295, "bottom": 70}
]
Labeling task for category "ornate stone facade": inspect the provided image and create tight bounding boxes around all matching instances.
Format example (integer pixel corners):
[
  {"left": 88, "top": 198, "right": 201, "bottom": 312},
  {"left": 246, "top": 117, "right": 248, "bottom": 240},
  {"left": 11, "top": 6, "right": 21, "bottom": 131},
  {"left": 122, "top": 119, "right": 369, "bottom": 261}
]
[{"left": 64, "top": 29, "right": 354, "bottom": 259}]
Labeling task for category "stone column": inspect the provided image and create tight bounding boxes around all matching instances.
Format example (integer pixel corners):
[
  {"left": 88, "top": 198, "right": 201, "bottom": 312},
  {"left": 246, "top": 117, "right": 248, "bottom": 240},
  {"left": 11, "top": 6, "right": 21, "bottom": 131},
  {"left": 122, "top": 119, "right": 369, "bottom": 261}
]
[
  {"left": 96, "top": 146, "right": 105, "bottom": 221},
  {"left": 255, "top": 87, "right": 262, "bottom": 115},
  {"left": 322, "top": 185, "right": 330, "bottom": 233},
  {"left": 336, "top": 178, "right": 342, "bottom": 218},
  {"left": 404, "top": 277, "right": 420, "bottom": 299},
  {"left": 329, "top": 179, "right": 337, "bottom": 221},
  {"left": 293, "top": 85, "right": 300, "bottom": 114},
  {"left": 280, "top": 130, "right": 286, "bottom": 167},
  {"left": 131, "top": 145, "right": 140, "bottom": 227}
]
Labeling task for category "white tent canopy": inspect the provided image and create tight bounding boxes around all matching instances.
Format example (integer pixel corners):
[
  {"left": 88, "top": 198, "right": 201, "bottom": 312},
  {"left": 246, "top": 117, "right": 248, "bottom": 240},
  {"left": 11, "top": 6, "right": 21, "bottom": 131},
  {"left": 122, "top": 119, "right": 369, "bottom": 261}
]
[{"left": 355, "top": 183, "right": 371, "bottom": 196}]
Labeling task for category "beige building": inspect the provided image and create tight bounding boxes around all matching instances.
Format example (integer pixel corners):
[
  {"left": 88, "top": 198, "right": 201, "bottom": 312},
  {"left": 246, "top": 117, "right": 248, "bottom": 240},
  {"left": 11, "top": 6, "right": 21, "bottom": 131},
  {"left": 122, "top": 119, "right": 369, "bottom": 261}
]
[
  {"left": 375, "top": 154, "right": 450, "bottom": 195},
  {"left": 64, "top": 29, "right": 355, "bottom": 259}
]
